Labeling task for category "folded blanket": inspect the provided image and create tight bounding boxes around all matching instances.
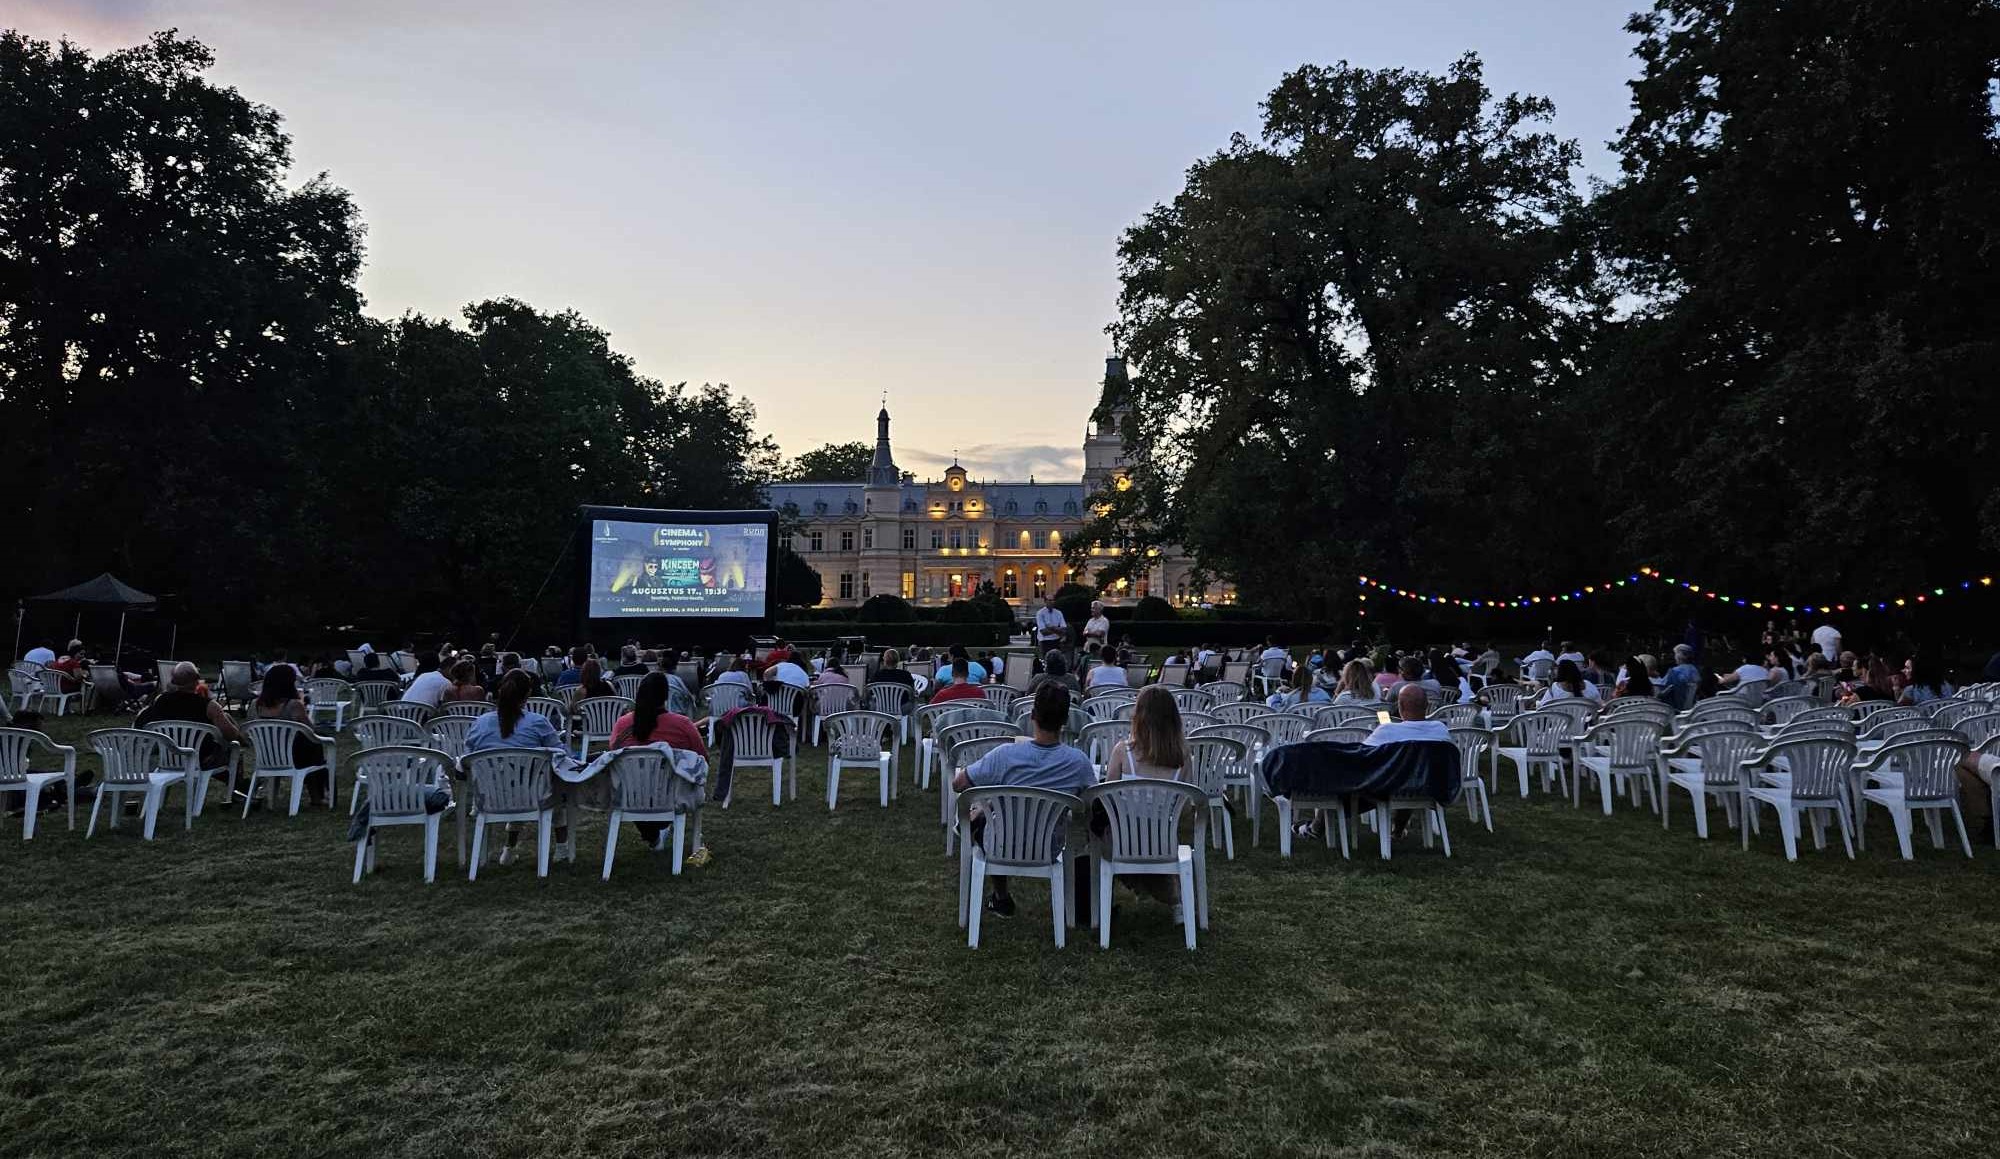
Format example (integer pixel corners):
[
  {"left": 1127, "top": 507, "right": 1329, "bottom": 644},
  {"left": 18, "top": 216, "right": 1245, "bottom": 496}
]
[{"left": 1259, "top": 740, "right": 1461, "bottom": 805}]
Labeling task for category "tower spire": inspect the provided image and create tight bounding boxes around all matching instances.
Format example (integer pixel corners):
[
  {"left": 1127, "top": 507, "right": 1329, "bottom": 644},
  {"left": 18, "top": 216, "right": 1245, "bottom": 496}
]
[{"left": 868, "top": 401, "right": 899, "bottom": 487}]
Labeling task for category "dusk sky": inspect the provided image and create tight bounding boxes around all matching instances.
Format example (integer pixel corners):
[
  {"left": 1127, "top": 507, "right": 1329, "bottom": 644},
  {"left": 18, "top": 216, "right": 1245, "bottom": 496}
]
[{"left": 15, "top": 0, "right": 1640, "bottom": 480}]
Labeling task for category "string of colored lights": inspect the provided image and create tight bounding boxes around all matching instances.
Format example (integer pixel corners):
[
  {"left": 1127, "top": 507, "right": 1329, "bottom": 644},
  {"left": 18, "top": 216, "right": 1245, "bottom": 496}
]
[{"left": 1355, "top": 567, "right": 1996, "bottom": 615}]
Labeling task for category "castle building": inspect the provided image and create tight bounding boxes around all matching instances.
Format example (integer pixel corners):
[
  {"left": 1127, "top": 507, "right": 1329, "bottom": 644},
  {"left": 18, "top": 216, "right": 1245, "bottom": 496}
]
[{"left": 765, "top": 358, "right": 1228, "bottom": 610}]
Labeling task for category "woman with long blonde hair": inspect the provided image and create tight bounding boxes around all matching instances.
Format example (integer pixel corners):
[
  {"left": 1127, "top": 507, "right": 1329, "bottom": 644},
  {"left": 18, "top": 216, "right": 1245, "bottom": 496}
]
[
  {"left": 1106, "top": 685, "right": 1186, "bottom": 780},
  {"left": 1331, "top": 659, "right": 1376, "bottom": 704}
]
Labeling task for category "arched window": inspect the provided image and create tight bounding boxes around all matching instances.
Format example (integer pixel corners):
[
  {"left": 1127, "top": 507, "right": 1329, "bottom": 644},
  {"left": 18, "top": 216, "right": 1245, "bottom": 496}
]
[
  {"left": 1002, "top": 568, "right": 1018, "bottom": 598},
  {"left": 1062, "top": 500, "right": 1079, "bottom": 515},
  {"left": 1032, "top": 568, "right": 1049, "bottom": 599},
  {"left": 1033, "top": 499, "right": 1048, "bottom": 514}
]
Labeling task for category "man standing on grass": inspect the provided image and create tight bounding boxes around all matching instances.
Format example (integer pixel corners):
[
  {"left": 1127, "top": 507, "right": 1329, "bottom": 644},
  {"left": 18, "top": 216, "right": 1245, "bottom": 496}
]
[
  {"left": 952, "top": 682, "right": 1095, "bottom": 918},
  {"left": 1034, "top": 595, "right": 1068, "bottom": 657}
]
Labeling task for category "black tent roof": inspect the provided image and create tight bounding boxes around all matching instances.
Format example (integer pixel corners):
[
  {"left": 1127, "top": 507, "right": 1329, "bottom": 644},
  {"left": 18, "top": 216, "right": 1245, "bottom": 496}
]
[{"left": 28, "top": 572, "right": 158, "bottom": 611}]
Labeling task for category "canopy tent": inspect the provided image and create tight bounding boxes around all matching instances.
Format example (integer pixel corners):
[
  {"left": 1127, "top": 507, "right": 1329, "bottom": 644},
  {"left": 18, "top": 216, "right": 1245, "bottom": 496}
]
[{"left": 22, "top": 573, "right": 160, "bottom": 665}]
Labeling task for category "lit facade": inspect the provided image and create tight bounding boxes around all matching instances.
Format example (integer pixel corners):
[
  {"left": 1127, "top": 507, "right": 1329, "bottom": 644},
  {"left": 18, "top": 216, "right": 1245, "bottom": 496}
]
[{"left": 765, "top": 358, "right": 1228, "bottom": 610}]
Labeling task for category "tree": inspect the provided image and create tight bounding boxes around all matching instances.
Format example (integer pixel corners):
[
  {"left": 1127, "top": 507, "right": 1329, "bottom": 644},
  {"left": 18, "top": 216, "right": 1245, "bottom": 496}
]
[
  {"left": 0, "top": 30, "right": 364, "bottom": 630},
  {"left": 1076, "top": 56, "right": 1602, "bottom": 617},
  {"left": 1588, "top": 0, "right": 2000, "bottom": 594},
  {"left": 773, "top": 548, "right": 823, "bottom": 610},
  {"left": 858, "top": 593, "right": 916, "bottom": 622},
  {"left": 783, "top": 441, "right": 873, "bottom": 482}
]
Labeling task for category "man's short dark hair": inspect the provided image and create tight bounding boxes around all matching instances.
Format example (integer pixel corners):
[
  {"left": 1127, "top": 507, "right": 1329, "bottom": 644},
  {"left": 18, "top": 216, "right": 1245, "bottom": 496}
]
[
  {"left": 952, "top": 657, "right": 970, "bottom": 681},
  {"left": 948, "top": 644, "right": 969, "bottom": 660},
  {"left": 1031, "top": 681, "right": 1071, "bottom": 732}
]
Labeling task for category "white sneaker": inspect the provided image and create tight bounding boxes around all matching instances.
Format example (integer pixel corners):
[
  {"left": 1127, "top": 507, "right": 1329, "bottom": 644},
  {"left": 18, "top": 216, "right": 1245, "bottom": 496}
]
[{"left": 497, "top": 845, "right": 515, "bottom": 867}]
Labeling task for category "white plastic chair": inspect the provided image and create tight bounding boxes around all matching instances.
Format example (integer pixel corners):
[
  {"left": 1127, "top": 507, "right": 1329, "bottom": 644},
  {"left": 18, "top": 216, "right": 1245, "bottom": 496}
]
[
  {"left": 1169, "top": 687, "right": 1215, "bottom": 715},
  {"left": 1743, "top": 736, "right": 1856, "bottom": 861},
  {"left": 1446, "top": 726, "right": 1493, "bottom": 831},
  {"left": 1573, "top": 717, "right": 1665, "bottom": 816},
  {"left": 574, "top": 695, "right": 633, "bottom": 762},
  {"left": 1661, "top": 722, "right": 1762, "bottom": 844},
  {"left": 241, "top": 718, "right": 338, "bottom": 817},
  {"left": 1078, "top": 720, "right": 1130, "bottom": 777},
  {"left": 143, "top": 720, "right": 239, "bottom": 817},
  {"left": 726, "top": 711, "right": 789, "bottom": 807},
  {"left": 1493, "top": 710, "right": 1571, "bottom": 798},
  {"left": 442, "top": 700, "right": 494, "bottom": 719},
  {"left": 614, "top": 674, "right": 645, "bottom": 700},
  {"left": 956, "top": 786, "right": 1078, "bottom": 949},
  {"left": 704, "top": 683, "right": 750, "bottom": 745},
  {"left": 86, "top": 728, "right": 197, "bottom": 839},
  {"left": 10, "top": 667, "right": 44, "bottom": 713},
  {"left": 305, "top": 678, "right": 354, "bottom": 730},
  {"left": 866, "top": 682, "right": 914, "bottom": 744},
  {"left": 378, "top": 701, "right": 435, "bottom": 727},
  {"left": 809, "top": 683, "right": 858, "bottom": 745},
  {"left": 526, "top": 696, "right": 570, "bottom": 737},
  {"left": 1480, "top": 683, "right": 1527, "bottom": 726},
  {"left": 1081, "top": 779, "right": 1208, "bottom": 949},
  {"left": 351, "top": 747, "right": 453, "bottom": 884},
  {"left": 601, "top": 747, "right": 696, "bottom": 878},
  {"left": 824, "top": 710, "right": 901, "bottom": 809},
  {"left": 0, "top": 727, "right": 77, "bottom": 838},
  {"left": 465, "top": 748, "right": 556, "bottom": 879},
  {"left": 37, "top": 669, "right": 81, "bottom": 716},
  {"left": 941, "top": 734, "right": 1021, "bottom": 855},
  {"left": 352, "top": 716, "right": 428, "bottom": 812},
  {"left": 1185, "top": 735, "right": 1247, "bottom": 858},
  {"left": 1856, "top": 736, "right": 1972, "bottom": 859},
  {"left": 351, "top": 681, "right": 397, "bottom": 717}
]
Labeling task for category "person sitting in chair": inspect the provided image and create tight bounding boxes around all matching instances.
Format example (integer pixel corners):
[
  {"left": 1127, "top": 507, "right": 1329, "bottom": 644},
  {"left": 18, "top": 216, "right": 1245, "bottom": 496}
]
[{"left": 952, "top": 682, "right": 1096, "bottom": 919}]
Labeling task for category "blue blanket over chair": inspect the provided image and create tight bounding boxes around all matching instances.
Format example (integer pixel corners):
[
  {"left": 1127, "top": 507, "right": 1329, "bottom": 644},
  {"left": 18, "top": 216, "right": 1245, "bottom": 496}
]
[{"left": 1259, "top": 740, "right": 1462, "bottom": 804}]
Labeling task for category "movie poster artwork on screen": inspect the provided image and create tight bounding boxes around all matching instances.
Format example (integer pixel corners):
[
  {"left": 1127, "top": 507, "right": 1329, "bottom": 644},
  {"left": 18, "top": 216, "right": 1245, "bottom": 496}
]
[{"left": 588, "top": 519, "right": 769, "bottom": 618}]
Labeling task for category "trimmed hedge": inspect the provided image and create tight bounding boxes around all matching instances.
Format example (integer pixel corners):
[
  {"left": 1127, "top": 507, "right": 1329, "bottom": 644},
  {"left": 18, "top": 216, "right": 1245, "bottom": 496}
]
[{"left": 775, "top": 621, "right": 1009, "bottom": 647}]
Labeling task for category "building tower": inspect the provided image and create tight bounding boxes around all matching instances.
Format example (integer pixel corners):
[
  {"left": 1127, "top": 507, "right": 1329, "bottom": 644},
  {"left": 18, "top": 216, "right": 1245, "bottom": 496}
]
[
  {"left": 862, "top": 405, "right": 901, "bottom": 602},
  {"left": 1081, "top": 355, "right": 1133, "bottom": 496}
]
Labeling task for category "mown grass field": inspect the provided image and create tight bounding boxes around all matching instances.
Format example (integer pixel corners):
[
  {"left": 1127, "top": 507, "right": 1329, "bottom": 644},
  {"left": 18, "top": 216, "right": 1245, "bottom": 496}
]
[{"left": 3, "top": 710, "right": 1998, "bottom": 1157}]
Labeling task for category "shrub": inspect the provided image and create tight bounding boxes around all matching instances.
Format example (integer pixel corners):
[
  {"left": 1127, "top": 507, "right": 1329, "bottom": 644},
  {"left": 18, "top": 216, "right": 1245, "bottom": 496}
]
[
  {"left": 857, "top": 594, "right": 917, "bottom": 623},
  {"left": 1132, "top": 595, "right": 1177, "bottom": 621}
]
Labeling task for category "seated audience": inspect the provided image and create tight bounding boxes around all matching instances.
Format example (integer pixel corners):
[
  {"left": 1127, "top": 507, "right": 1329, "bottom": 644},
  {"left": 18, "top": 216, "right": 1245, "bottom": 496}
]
[
  {"left": 1029, "top": 651, "right": 1082, "bottom": 696},
  {"left": 1898, "top": 655, "right": 1954, "bottom": 705},
  {"left": 350, "top": 652, "right": 401, "bottom": 686},
  {"left": 608, "top": 672, "right": 707, "bottom": 846},
  {"left": 401, "top": 653, "right": 450, "bottom": 707},
  {"left": 1717, "top": 650, "right": 1772, "bottom": 693},
  {"left": 1840, "top": 657, "right": 1897, "bottom": 704},
  {"left": 613, "top": 646, "right": 647, "bottom": 678},
  {"left": 1085, "top": 654, "right": 1130, "bottom": 691},
  {"left": 1613, "top": 655, "right": 1654, "bottom": 699},
  {"left": 952, "top": 682, "right": 1096, "bottom": 917},
  {"left": 1330, "top": 659, "right": 1378, "bottom": 704},
  {"left": 1428, "top": 650, "right": 1470, "bottom": 703},
  {"left": 250, "top": 664, "right": 328, "bottom": 804},
  {"left": 1537, "top": 659, "right": 1601, "bottom": 707},
  {"left": 466, "top": 670, "right": 571, "bottom": 864},
  {"left": 929, "top": 658, "right": 987, "bottom": 704},
  {"left": 440, "top": 659, "right": 487, "bottom": 702},
  {"left": 577, "top": 658, "right": 616, "bottom": 700},
  {"left": 1368, "top": 683, "right": 1452, "bottom": 742},
  {"left": 1267, "top": 665, "right": 1330, "bottom": 709},
  {"left": 136, "top": 661, "right": 244, "bottom": 775},
  {"left": 764, "top": 651, "right": 812, "bottom": 691},
  {"left": 871, "top": 649, "right": 917, "bottom": 691}
]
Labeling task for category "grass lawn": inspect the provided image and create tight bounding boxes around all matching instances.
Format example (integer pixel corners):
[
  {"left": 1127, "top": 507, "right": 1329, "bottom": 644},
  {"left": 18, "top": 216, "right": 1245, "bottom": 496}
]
[{"left": 3, "top": 709, "right": 1998, "bottom": 1156}]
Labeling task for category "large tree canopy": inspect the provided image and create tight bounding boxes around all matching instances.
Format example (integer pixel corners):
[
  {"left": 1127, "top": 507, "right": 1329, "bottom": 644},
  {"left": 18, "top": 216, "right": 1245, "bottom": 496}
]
[
  {"left": 1586, "top": 0, "right": 2000, "bottom": 598},
  {"left": 0, "top": 29, "right": 776, "bottom": 642},
  {"left": 1080, "top": 55, "right": 1601, "bottom": 616},
  {"left": 782, "top": 441, "right": 874, "bottom": 482}
]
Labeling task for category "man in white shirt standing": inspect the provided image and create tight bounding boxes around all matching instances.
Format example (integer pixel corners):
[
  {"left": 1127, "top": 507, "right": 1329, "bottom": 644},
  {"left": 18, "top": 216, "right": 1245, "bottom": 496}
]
[
  {"left": 1810, "top": 622, "right": 1841, "bottom": 663},
  {"left": 1033, "top": 595, "right": 1068, "bottom": 655},
  {"left": 1082, "top": 601, "right": 1111, "bottom": 654}
]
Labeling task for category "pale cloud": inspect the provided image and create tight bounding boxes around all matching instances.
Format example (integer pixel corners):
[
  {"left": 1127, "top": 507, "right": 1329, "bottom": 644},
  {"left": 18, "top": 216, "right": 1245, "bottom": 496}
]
[{"left": 902, "top": 443, "right": 1084, "bottom": 483}]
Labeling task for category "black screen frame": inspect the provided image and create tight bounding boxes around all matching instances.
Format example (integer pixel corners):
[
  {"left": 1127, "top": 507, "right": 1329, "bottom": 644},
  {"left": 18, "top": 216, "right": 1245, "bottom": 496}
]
[{"left": 573, "top": 505, "right": 779, "bottom": 648}]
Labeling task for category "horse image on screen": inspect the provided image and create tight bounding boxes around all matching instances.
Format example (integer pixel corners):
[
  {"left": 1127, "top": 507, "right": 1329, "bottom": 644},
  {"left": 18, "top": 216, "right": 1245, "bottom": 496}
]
[{"left": 588, "top": 518, "right": 769, "bottom": 618}]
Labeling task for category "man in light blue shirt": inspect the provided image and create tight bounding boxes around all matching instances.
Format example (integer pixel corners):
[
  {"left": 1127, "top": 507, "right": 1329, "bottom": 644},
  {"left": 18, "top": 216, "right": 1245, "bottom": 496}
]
[{"left": 954, "top": 682, "right": 1094, "bottom": 917}]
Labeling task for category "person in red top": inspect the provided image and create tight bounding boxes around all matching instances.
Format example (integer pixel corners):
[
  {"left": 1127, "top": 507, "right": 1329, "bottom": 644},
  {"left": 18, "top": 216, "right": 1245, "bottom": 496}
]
[
  {"left": 608, "top": 672, "right": 707, "bottom": 847},
  {"left": 51, "top": 641, "right": 88, "bottom": 693},
  {"left": 928, "top": 658, "right": 987, "bottom": 704}
]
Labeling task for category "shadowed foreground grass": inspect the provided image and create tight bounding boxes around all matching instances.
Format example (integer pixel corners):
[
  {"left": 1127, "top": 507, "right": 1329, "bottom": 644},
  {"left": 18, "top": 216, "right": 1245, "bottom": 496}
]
[{"left": 3, "top": 715, "right": 1998, "bottom": 1157}]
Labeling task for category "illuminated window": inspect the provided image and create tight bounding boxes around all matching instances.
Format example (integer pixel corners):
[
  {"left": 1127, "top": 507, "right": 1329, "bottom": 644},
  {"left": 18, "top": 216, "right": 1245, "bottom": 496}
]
[
  {"left": 861, "top": 572, "right": 871, "bottom": 598},
  {"left": 1002, "top": 569, "right": 1018, "bottom": 598},
  {"left": 900, "top": 572, "right": 915, "bottom": 599},
  {"left": 949, "top": 573, "right": 964, "bottom": 598},
  {"left": 901, "top": 526, "right": 915, "bottom": 551},
  {"left": 1032, "top": 568, "right": 1048, "bottom": 599},
  {"left": 808, "top": 530, "right": 823, "bottom": 553}
]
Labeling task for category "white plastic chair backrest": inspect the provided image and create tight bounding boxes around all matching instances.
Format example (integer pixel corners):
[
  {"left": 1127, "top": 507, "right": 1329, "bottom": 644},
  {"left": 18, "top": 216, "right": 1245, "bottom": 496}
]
[
  {"left": 1539, "top": 699, "right": 1595, "bottom": 733},
  {"left": 1872, "top": 739, "right": 1968, "bottom": 803},
  {"left": 1682, "top": 724, "right": 1760, "bottom": 785},
  {"left": 1188, "top": 723, "right": 1268, "bottom": 754},
  {"left": 962, "top": 786, "right": 1076, "bottom": 867},
  {"left": 89, "top": 727, "right": 182, "bottom": 785},
  {"left": 1170, "top": 687, "right": 1215, "bottom": 714},
  {"left": 1322, "top": 705, "right": 1381, "bottom": 729},
  {"left": 1307, "top": 726, "right": 1372, "bottom": 745},
  {"left": 1787, "top": 706, "right": 1848, "bottom": 729},
  {"left": 938, "top": 719, "right": 1020, "bottom": 751},
  {"left": 346, "top": 650, "right": 368, "bottom": 671},
  {"left": 1482, "top": 684, "right": 1526, "bottom": 716},
  {"left": 1959, "top": 712, "right": 2000, "bottom": 748},
  {"left": 764, "top": 684, "right": 802, "bottom": 719},
  {"left": 727, "top": 712, "right": 779, "bottom": 759},
  {"left": 824, "top": 710, "right": 899, "bottom": 758},
  {"left": 1184, "top": 737, "right": 1244, "bottom": 795},
  {"left": 1865, "top": 715, "right": 1933, "bottom": 743},
  {"left": 1589, "top": 717, "right": 1664, "bottom": 766},
  {"left": 379, "top": 701, "right": 434, "bottom": 725},
  {"left": 244, "top": 718, "right": 318, "bottom": 770},
  {"left": 145, "top": 720, "right": 223, "bottom": 768},
  {"left": 1760, "top": 696, "right": 1817, "bottom": 726},
  {"left": 1931, "top": 700, "right": 1984, "bottom": 731},
  {"left": 1180, "top": 712, "right": 1220, "bottom": 731},
  {"left": 1205, "top": 680, "right": 1247, "bottom": 705},
  {"left": 1212, "top": 702, "right": 1262, "bottom": 726},
  {"left": 1085, "top": 778, "right": 1204, "bottom": 864},
  {"left": 866, "top": 682, "right": 911, "bottom": 717},
  {"left": 813, "top": 683, "right": 859, "bottom": 717},
  {"left": 539, "top": 657, "right": 563, "bottom": 679},
  {"left": 607, "top": 747, "right": 683, "bottom": 812},
  {"left": 1847, "top": 700, "right": 1896, "bottom": 722},
  {"left": 353, "top": 681, "right": 396, "bottom": 708},
  {"left": 525, "top": 697, "right": 569, "bottom": 731},
  {"left": 1526, "top": 658, "right": 1555, "bottom": 684},
  {"left": 1078, "top": 720, "right": 1128, "bottom": 765},
  {"left": 949, "top": 735, "right": 1017, "bottom": 775},
  {"left": 428, "top": 716, "right": 475, "bottom": 759},
  {"left": 1512, "top": 710, "right": 1573, "bottom": 755},
  {"left": 980, "top": 686, "right": 1017, "bottom": 710},
  {"left": 354, "top": 747, "right": 449, "bottom": 817},
  {"left": 306, "top": 678, "right": 351, "bottom": 706},
  {"left": 1430, "top": 704, "right": 1480, "bottom": 727},
  {"left": 578, "top": 696, "right": 631, "bottom": 739},
  {"left": 443, "top": 700, "right": 493, "bottom": 718},
  {"left": 8, "top": 669, "right": 35, "bottom": 698},
  {"left": 1769, "top": 679, "right": 1811, "bottom": 701},
  {"left": 1247, "top": 713, "right": 1308, "bottom": 744},
  {"left": 1446, "top": 726, "right": 1488, "bottom": 775},
  {"left": 0, "top": 728, "right": 59, "bottom": 782},
  {"left": 1604, "top": 698, "right": 1674, "bottom": 726},
  {"left": 39, "top": 669, "right": 69, "bottom": 696},
  {"left": 1759, "top": 737, "right": 1853, "bottom": 800},
  {"left": 356, "top": 716, "right": 427, "bottom": 750},
  {"left": 465, "top": 748, "right": 553, "bottom": 813},
  {"left": 549, "top": 685, "right": 582, "bottom": 710},
  {"left": 614, "top": 675, "right": 645, "bottom": 700}
]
